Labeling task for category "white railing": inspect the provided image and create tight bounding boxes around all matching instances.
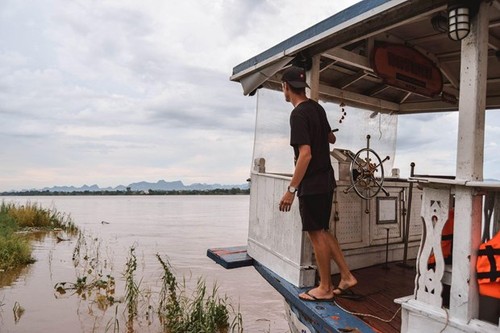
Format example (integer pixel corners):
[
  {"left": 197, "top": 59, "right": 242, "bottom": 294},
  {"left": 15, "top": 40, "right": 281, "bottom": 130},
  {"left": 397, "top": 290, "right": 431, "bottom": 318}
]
[
  {"left": 400, "top": 179, "right": 500, "bottom": 333},
  {"left": 247, "top": 171, "right": 316, "bottom": 287},
  {"left": 247, "top": 157, "right": 423, "bottom": 288}
]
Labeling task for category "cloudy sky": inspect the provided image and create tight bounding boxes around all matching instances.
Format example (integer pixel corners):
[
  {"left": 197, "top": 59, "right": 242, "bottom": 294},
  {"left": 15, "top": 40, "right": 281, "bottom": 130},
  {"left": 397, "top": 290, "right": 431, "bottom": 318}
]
[{"left": 1, "top": 0, "right": 499, "bottom": 192}]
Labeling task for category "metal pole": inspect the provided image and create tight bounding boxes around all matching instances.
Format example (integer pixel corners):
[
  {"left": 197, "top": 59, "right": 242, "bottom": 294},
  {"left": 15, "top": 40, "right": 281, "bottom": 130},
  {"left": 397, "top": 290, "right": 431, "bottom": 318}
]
[
  {"left": 400, "top": 162, "right": 414, "bottom": 268},
  {"left": 382, "top": 227, "right": 390, "bottom": 270}
]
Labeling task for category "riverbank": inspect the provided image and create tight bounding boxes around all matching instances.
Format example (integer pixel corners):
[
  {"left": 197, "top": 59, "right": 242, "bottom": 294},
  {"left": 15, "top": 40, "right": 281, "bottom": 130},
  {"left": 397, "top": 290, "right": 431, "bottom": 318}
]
[{"left": 0, "top": 201, "right": 77, "bottom": 271}]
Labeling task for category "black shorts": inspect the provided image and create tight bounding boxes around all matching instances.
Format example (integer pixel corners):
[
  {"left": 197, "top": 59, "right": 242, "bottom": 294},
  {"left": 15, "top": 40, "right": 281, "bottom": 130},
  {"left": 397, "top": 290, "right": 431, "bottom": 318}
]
[{"left": 298, "top": 191, "right": 334, "bottom": 231}]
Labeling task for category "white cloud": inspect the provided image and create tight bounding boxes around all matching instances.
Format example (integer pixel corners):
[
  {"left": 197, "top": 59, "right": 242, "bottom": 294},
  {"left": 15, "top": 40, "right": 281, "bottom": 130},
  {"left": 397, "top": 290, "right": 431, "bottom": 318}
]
[
  {"left": 1, "top": 0, "right": 498, "bottom": 191},
  {"left": 394, "top": 111, "right": 500, "bottom": 180}
]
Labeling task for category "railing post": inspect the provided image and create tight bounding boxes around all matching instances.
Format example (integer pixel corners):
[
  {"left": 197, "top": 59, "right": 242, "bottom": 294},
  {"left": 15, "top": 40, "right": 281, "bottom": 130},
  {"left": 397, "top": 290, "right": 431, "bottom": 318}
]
[
  {"left": 450, "top": 187, "right": 482, "bottom": 320},
  {"left": 415, "top": 186, "right": 450, "bottom": 307}
]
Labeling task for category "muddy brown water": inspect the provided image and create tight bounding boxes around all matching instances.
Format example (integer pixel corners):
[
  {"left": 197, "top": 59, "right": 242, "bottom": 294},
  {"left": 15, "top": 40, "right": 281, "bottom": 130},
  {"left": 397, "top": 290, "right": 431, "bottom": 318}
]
[{"left": 0, "top": 195, "right": 290, "bottom": 332}]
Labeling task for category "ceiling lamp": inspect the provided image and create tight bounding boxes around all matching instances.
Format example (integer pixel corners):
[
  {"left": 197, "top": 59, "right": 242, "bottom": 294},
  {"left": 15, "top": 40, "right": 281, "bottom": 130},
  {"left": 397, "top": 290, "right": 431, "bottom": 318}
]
[{"left": 447, "top": 0, "right": 478, "bottom": 41}]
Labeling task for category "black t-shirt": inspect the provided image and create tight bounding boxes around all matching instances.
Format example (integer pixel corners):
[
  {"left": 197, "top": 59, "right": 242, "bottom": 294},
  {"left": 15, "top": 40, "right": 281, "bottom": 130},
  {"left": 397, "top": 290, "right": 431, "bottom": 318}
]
[{"left": 290, "top": 99, "right": 335, "bottom": 196}]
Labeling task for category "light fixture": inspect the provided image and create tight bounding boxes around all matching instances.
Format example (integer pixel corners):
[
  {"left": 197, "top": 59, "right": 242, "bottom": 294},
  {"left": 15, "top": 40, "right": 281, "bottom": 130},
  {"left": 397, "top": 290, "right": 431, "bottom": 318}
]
[{"left": 447, "top": 0, "right": 477, "bottom": 41}]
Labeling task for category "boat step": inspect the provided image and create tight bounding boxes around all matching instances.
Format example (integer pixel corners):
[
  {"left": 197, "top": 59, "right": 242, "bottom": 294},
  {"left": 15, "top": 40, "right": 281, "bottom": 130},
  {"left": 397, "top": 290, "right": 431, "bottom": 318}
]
[{"left": 206, "top": 245, "right": 253, "bottom": 269}]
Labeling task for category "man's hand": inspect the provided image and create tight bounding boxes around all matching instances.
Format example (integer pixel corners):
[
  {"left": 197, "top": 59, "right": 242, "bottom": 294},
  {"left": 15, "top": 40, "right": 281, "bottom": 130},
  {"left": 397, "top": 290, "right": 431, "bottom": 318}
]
[{"left": 279, "top": 191, "right": 295, "bottom": 212}]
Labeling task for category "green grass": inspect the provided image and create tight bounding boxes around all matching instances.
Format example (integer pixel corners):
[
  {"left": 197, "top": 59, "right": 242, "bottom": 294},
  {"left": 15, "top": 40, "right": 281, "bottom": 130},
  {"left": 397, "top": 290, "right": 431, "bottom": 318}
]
[
  {"left": 0, "top": 236, "right": 33, "bottom": 270},
  {"left": 0, "top": 201, "right": 77, "bottom": 231},
  {"left": 55, "top": 233, "right": 243, "bottom": 333},
  {"left": 0, "top": 201, "right": 77, "bottom": 271},
  {"left": 156, "top": 254, "right": 240, "bottom": 333}
]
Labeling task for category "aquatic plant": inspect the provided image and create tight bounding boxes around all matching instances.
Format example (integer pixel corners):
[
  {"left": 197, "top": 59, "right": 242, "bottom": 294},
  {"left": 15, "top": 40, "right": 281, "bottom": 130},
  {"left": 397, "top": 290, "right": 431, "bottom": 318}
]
[
  {"left": 104, "top": 304, "right": 120, "bottom": 333},
  {"left": 0, "top": 201, "right": 77, "bottom": 271},
  {"left": 156, "top": 254, "right": 242, "bottom": 333},
  {"left": 13, "top": 301, "right": 25, "bottom": 323},
  {"left": 124, "top": 246, "right": 140, "bottom": 332},
  {"left": 55, "top": 232, "right": 116, "bottom": 311},
  {"left": 56, "top": 234, "right": 243, "bottom": 333},
  {"left": 0, "top": 236, "right": 33, "bottom": 270},
  {"left": 0, "top": 201, "right": 77, "bottom": 231}
]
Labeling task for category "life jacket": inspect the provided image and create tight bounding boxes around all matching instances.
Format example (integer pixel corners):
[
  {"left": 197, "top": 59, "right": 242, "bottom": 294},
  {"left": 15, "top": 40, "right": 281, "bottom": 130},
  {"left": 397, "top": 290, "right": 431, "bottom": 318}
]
[
  {"left": 428, "top": 209, "right": 454, "bottom": 267},
  {"left": 476, "top": 230, "right": 500, "bottom": 299}
]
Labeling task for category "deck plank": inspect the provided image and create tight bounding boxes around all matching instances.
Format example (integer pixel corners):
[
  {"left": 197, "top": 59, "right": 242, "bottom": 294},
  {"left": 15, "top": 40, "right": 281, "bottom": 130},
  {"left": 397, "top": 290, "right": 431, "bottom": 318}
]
[
  {"left": 206, "top": 246, "right": 253, "bottom": 269},
  {"left": 332, "top": 261, "right": 416, "bottom": 333}
]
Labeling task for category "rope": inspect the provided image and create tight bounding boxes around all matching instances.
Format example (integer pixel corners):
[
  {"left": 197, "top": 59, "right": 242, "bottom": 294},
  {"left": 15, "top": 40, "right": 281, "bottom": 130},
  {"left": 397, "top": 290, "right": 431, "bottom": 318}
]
[
  {"left": 333, "top": 300, "right": 401, "bottom": 323},
  {"left": 333, "top": 297, "right": 452, "bottom": 330},
  {"left": 438, "top": 307, "right": 450, "bottom": 333}
]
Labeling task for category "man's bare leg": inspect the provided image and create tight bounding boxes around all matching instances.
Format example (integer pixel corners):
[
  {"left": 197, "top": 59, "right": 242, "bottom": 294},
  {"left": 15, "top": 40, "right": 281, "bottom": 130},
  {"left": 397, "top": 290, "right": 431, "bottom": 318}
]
[
  {"left": 298, "top": 230, "right": 335, "bottom": 300},
  {"left": 325, "top": 232, "right": 357, "bottom": 293}
]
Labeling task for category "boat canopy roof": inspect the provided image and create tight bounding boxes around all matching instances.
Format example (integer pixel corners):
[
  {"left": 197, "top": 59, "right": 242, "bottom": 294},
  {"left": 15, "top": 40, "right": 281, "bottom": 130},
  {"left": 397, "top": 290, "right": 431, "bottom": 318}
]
[{"left": 231, "top": 0, "right": 500, "bottom": 115}]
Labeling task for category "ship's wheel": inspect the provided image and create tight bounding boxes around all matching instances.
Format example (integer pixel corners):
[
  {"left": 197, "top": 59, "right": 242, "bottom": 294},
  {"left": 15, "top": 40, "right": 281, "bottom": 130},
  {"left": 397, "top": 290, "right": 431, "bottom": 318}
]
[{"left": 343, "top": 135, "right": 390, "bottom": 200}]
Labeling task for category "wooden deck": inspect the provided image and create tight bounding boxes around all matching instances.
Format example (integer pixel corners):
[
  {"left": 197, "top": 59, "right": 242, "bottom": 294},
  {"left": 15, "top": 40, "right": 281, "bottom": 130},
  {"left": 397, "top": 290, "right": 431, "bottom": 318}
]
[{"left": 331, "top": 260, "right": 417, "bottom": 333}]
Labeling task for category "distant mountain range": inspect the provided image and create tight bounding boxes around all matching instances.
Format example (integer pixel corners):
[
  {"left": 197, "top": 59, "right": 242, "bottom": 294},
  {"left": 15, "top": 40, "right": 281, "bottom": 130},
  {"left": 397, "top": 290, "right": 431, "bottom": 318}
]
[{"left": 37, "top": 180, "right": 249, "bottom": 193}]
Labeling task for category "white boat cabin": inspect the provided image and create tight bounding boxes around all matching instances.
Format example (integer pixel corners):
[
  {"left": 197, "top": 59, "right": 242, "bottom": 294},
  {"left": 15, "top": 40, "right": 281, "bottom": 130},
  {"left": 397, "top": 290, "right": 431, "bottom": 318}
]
[{"left": 231, "top": 0, "right": 500, "bottom": 332}]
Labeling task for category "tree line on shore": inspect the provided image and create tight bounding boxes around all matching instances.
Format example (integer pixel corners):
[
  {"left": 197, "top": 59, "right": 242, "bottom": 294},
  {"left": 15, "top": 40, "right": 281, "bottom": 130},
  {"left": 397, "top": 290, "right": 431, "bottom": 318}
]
[{"left": 0, "top": 187, "right": 250, "bottom": 196}]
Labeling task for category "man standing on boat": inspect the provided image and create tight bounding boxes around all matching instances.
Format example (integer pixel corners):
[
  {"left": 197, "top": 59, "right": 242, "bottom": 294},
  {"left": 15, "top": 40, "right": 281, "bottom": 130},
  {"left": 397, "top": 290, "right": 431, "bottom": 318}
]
[{"left": 278, "top": 66, "right": 357, "bottom": 301}]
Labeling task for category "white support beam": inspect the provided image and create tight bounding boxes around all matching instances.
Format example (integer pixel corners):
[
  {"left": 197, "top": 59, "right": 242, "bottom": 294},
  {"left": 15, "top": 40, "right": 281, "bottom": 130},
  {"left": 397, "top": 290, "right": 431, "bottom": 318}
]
[
  {"left": 322, "top": 48, "right": 372, "bottom": 72},
  {"left": 450, "top": 0, "right": 489, "bottom": 323},
  {"left": 491, "top": 19, "right": 500, "bottom": 28},
  {"left": 408, "top": 32, "right": 447, "bottom": 45},
  {"left": 399, "top": 92, "right": 412, "bottom": 104},
  {"left": 308, "top": 55, "right": 321, "bottom": 102},
  {"left": 488, "top": 33, "right": 500, "bottom": 51},
  {"left": 400, "top": 95, "right": 500, "bottom": 113},
  {"left": 399, "top": 100, "right": 458, "bottom": 113},
  {"left": 368, "top": 85, "right": 389, "bottom": 97},
  {"left": 339, "top": 72, "right": 368, "bottom": 89},
  {"left": 437, "top": 50, "right": 462, "bottom": 63},
  {"left": 455, "top": 3, "right": 488, "bottom": 181},
  {"left": 319, "top": 59, "right": 337, "bottom": 73},
  {"left": 319, "top": 83, "right": 400, "bottom": 113},
  {"left": 440, "top": 62, "right": 460, "bottom": 89},
  {"left": 487, "top": 77, "right": 500, "bottom": 84}
]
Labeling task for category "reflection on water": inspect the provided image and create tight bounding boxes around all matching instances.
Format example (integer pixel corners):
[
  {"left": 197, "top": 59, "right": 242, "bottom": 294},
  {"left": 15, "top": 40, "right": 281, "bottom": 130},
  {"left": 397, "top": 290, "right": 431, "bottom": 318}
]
[
  {"left": 0, "top": 231, "right": 52, "bottom": 288},
  {"left": 0, "top": 265, "right": 31, "bottom": 289},
  {"left": 0, "top": 196, "right": 290, "bottom": 332}
]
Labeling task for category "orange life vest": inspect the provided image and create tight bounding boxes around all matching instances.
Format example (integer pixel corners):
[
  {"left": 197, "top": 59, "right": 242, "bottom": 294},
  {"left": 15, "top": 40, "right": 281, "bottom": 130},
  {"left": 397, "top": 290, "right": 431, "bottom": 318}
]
[
  {"left": 428, "top": 209, "right": 454, "bottom": 266},
  {"left": 476, "top": 230, "right": 500, "bottom": 299}
]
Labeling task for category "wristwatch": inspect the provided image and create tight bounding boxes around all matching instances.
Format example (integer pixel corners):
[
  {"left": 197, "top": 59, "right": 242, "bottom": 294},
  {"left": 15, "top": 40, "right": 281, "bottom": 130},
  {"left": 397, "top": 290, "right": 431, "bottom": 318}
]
[{"left": 287, "top": 185, "right": 297, "bottom": 194}]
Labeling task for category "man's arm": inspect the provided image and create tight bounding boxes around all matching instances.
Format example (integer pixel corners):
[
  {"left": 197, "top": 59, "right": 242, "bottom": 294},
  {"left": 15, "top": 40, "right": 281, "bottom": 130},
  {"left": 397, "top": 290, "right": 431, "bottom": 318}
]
[
  {"left": 290, "top": 144, "right": 311, "bottom": 189},
  {"left": 328, "top": 131, "right": 337, "bottom": 144},
  {"left": 279, "top": 144, "right": 311, "bottom": 212}
]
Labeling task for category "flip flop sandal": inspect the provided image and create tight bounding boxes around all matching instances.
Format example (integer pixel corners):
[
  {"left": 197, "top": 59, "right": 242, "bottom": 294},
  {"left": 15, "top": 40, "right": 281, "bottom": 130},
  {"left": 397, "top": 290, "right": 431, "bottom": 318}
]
[
  {"left": 334, "top": 287, "right": 364, "bottom": 300},
  {"left": 299, "top": 290, "right": 335, "bottom": 302}
]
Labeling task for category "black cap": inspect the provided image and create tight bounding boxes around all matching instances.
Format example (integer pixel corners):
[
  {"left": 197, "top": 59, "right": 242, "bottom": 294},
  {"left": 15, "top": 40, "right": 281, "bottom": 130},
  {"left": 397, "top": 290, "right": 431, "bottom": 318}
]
[{"left": 281, "top": 66, "right": 310, "bottom": 89}]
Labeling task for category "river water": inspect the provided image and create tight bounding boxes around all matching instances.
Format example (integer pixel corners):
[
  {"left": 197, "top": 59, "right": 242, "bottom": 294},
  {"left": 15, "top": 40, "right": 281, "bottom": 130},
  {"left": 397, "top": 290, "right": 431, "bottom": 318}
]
[{"left": 0, "top": 195, "right": 290, "bottom": 332}]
